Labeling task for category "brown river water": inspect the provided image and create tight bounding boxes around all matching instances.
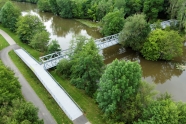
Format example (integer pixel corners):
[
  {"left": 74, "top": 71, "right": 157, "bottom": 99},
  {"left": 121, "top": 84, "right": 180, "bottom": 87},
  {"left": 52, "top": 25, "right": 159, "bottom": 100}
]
[{"left": 13, "top": 2, "right": 186, "bottom": 102}]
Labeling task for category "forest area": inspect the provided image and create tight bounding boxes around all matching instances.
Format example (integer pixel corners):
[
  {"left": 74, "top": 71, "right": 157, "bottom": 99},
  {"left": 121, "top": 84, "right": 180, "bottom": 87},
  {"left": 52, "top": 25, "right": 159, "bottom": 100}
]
[{"left": 0, "top": 0, "right": 186, "bottom": 123}]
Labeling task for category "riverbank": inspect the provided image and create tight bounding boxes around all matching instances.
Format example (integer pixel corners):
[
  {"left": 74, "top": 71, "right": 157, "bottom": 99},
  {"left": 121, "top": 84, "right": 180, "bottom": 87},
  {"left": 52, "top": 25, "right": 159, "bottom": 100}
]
[{"left": 75, "top": 19, "right": 101, "bottom": 28}]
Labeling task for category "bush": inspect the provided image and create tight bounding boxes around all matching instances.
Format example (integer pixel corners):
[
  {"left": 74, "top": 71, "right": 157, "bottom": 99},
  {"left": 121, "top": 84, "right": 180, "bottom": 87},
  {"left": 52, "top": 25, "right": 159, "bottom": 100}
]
[
  {"left": 47, "top": 40, "right": 61, "bottom": 54},
  {"left": 55, "top": 59, "right": 71, "bottom": 78}
]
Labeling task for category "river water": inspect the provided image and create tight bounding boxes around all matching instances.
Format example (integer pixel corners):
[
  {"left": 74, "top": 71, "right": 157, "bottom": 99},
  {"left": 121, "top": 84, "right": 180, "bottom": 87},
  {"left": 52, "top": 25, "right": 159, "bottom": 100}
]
[{"left": 14, "top": 2, "right": 186, "bottom": 102}]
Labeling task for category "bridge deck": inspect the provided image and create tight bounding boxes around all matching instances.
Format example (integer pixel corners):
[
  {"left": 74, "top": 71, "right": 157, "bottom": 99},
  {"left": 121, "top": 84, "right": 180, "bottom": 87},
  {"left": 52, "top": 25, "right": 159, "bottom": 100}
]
[{"left": 15, "top": 49, "right": 83, "bottom": 121}]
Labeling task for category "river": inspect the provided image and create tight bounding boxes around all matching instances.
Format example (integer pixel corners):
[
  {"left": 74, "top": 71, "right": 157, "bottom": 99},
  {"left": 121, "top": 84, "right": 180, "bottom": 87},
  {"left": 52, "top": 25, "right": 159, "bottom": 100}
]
[{"left": 13, "top": 2, "right": 186, "bottom": 102}]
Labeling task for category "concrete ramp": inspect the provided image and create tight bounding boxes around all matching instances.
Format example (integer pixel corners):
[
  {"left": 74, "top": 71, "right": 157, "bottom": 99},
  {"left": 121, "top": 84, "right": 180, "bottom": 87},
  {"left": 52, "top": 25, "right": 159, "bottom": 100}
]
[{"left": 14, "top": 49, "right": 86, "bottom": 122}]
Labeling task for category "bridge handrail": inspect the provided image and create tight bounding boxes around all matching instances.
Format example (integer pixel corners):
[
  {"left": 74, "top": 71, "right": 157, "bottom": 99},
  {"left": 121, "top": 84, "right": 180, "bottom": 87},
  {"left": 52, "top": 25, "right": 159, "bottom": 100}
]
[{"left": 40, "top": 19, "right": 178, "bottom": 66}]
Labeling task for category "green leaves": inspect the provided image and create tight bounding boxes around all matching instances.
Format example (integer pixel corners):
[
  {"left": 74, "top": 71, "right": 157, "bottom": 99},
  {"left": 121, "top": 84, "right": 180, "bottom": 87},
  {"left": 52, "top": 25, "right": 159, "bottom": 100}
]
[
  {"left": 119, "top": 14, "right": 151, "bottom": 51},
  {"left": 96, "top": 59, "right": 142, "bottom": 122},
  {"left": 70, "top": 39, "right": 104, "bottom": 96},
  {"left": 16, "top": 14, "right": 46, "bottom": 43},
  {"left": 141, "top": 29, "right": 184, "bottom": 61},
  {"left": 101, "top": 9, "right": 124, "bottom": 36},
  {"left": 0, "top": 1, "right": 21, "bottom": 32}
]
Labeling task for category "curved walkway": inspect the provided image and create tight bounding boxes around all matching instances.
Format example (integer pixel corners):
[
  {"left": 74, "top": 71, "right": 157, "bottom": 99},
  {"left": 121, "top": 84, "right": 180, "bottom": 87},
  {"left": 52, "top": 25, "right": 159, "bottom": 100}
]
[{"left": 0, "top": 30, "right": 57, "bottom": 124}]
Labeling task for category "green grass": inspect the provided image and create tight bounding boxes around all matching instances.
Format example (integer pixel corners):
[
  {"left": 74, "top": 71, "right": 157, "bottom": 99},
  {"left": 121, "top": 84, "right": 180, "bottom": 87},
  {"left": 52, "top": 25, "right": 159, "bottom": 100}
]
[
  {"left": 9, "top": 51, "right": 72, "bottom": 124},
  {"left": 51, "top": 71, "right": 105, "bottom": 124},
  {"left": 0, "top": 34, "right": 9, "bottom": 50},
  {"left": 0, "top": 24, "right": 43, "bottom": 60},
  {"left": 76, "top": 19, "right": 101, "bottom": 28}
]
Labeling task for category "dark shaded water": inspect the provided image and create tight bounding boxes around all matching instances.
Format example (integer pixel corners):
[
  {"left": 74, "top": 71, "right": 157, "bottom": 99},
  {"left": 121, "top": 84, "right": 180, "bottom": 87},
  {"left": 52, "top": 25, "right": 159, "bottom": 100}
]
[{"left": 14, "top": 2, "right": 186, "bottom": 101}]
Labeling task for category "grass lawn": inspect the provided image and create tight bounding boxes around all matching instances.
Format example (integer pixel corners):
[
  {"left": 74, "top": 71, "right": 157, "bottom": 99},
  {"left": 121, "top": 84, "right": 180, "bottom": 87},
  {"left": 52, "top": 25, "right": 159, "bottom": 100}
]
[
  {"left": 0, "top": 24, "right": 43, "bottom": 61},
  {"left": 76, "top": 19, "right": 101, "bottom": 28},
  {"left": 0, "top": 34, "right": 9, "bottom": 50},
  {"left": 9, "top": 51, "right": 72, "bottom": 124},
  {"left": 51, "top": 71, "right": 105, "bottom": 124}
]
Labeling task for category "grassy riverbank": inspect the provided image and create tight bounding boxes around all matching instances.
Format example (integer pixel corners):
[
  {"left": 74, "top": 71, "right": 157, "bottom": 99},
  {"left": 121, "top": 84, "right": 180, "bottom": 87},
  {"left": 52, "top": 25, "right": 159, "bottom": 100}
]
[
  {"left": 51, "top": 71, "right": 105, "bottom": 124},
  {"left": 9, "top": 51, "right": 72, "bottom": 124},
  {"left": 0, "top": 24, "right": 43, "bottom": 60},
  {"left": 0, "top": 34, "right": 9, "bottom": 50},
  {"left": 76, "top": 19, "right": 101, "bottom": 28}
]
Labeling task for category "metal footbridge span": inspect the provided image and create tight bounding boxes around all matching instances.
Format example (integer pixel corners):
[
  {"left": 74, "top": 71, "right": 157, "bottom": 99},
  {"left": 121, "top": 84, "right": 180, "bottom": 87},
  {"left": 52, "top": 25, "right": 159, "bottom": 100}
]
[{"left": 40, "top": 20, "right": 177, "bottom": 69}]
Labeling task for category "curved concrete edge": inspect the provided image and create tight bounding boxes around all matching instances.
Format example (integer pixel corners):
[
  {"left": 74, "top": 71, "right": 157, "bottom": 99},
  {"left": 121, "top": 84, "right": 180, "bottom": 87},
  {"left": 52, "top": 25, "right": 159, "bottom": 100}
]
[{"left": 0, "top": 45, "right": 57, "bottom": 124}]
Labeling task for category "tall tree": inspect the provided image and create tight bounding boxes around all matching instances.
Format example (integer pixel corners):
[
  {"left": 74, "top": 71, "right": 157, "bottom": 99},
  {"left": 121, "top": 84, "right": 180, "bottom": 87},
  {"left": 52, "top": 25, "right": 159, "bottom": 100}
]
[
  {"left": 169, "top": 0, "right": 186, "bottom": 30},
  {"left": 143, "top": 0, "right": 164, "bottom": 22},
  {"left": 0, "top": 61, "right": 22, "bottom": 105},
  {"left": 37, "top": 0, "right": 51, "bottom": 12},
  {"left": 141, "top": 29, "right": 183, "bottom": 61},
  {"left": 101, "top": 9, "right": 124, "bottom": 36},
  {"left": 96, "top": 59, "right": 142, "bottom": 121},
  {"left": 119, "top": 14, "right": 150, "bottom": 51},
  {"left": 0, "top": 1, "right": 21, "bottom": 32},
  {"left": 56, "top": 0, "right": 73, "bottom": 18},
  {"left": 70, "top": 39, "right": 104, "bottom": 96},
  {"left": 16, "top": 14, "right": 45, "bottom": 43},
  {"left": 29, "top": 30, "right": 50, "bottom": 52}
]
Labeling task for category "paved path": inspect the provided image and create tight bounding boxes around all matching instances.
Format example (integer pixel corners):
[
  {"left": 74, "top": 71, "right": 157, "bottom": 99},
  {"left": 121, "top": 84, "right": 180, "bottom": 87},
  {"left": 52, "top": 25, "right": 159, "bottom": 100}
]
[
  {"left": 0, "top": 29, "right": 90, "bottom": 124},
  {"left": 15, "top": 49, "right": 84, "bottom": 121},
  {"left": 0, "top": 29, "right": 57, "bottom": 124}
]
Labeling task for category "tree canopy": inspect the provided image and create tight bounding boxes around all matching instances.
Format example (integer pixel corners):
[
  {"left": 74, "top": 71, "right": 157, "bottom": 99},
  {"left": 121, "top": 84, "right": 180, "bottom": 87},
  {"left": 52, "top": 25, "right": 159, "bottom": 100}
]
[
  {"left": 70, "top": 39, "right": 104, "bottom": 96},
  {"left": 0, "top": 61, "right": 43, "bottom": 124},
  {"left": 96, "top": 59, "right": 142, "bottom": 121},
  {"left": 0, "top": 1, "right": 21, "bottom": 32},
  {"left": 141, "top": 29, "right": 184, "bottom": 61},
  {"left": 119, "top": 14, "right": 151, "bottom": 51},
  {"left": 16, "top": 14, "right": 45, "bottom": 43},
  {"left": 101, "top": 9, "right": 124, "bottom": 36}
]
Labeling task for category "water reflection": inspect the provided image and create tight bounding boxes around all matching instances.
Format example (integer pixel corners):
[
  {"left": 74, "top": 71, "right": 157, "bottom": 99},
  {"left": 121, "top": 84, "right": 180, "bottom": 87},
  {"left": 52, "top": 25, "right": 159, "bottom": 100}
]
[
  {"left": 13, "top": 2, "right": 102, "bottom": 50},
  {"left": 13, "top": 2, "right": 186, "bottom": 101}
]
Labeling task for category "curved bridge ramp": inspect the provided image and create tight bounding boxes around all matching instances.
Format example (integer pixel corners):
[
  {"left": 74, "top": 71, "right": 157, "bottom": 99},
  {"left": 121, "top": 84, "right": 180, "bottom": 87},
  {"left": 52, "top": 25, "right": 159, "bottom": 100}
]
[{"left": 14, "top": 49, "right": 90, "bottom": 124}]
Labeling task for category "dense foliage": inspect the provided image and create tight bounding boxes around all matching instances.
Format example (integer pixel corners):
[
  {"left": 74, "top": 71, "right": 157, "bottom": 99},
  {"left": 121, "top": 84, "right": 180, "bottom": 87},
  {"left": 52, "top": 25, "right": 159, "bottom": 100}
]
[
  {"left": 119, "top": 14, "right": 151, "bottom": 51},
  {"left": 47, "top": 39, "right": 61, "bottom": 54},
  {"left": 37, "top": 0, "right": 51, "bottom": 12},
  {"left": 29, "top": 30, "right": 50, "bottom": 52},
  {"left": 96, "top": 59, "right": 142, "bottom": 121},
  {"left": 70, "top": 39, "right": 104, "bottom": 96},
  {"left": 101, "top": 9, "right": 124, "bottom": 36},
  {"left": 16, "top": 14, "right": 45, "bottom": 43},
  {"left": 0, "top": 61, "right": 43, "bottom": 124},
  {"left": 0, "top": 1, "right": 21, "bottom": 32},
  {"left": 141, "top": 29, "right": 184, "bottom": 61}
]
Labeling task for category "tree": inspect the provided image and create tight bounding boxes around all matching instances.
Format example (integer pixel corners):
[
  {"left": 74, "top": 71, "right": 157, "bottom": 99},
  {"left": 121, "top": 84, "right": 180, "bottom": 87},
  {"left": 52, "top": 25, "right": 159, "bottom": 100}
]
[
  {"left": 47, "top": 39, "right": 61, "bottom": 54},
  {"left": 48, "top": 0, "right": 59, "bottom": 15},
  {"left": 143, "top": 0, "right": 164, "bottom": 22},
  {"left": 56, "top": 59, "right": 71, "bottom": 78},
  {"left": 37, "top": 0, "right": 51, "bottom": 12},
  {"left": 169, "top": 0, "right": 186, "bottom": 30},
  {"left": 56, "top": 0, "right": 73, "bottom": 18},
  {"left": 29, "top": 30, "right": 50, "bottom": 52},
  {"left": 141, "top": 29, "right": 184, "bottom": 61},
  {"left": 0, "top": 99, "right": 44, "bottom": 124},
  {"left": 16, "top": 14, "right": 45, "bottom": 43},
  {"left": 136, "top": 99, "right": 179, "bottom": 124},
  {"left": 101, "top": 9, "right": 124, "bottom": 36},
  {"left": 96, "top": 59, "right": 142, "bottom": 121},
  {"left": 0, "top": 61, "right": 22, "bottom": 105},
  {"left": 70, "top": 39, "right": 104, "bottom": 96},
  {"left": 0, "top": 1, "right": 21, "bottom": 32},
  {"left": 119, "top": 14, "right": 150, "bottom": 51}
]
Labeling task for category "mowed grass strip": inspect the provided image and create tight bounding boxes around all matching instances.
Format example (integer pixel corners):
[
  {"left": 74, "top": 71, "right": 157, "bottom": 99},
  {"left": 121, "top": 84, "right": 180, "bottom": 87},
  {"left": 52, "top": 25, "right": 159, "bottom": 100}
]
[
  {"left": 9, "top": 51, "right": 72, "bottom": 124},
  {"left": 0, "top": 24, "right": 43, "bottom": 60},
  {"left": 51, "top": 71, "right": 105, "bottom": 124},
  {"left": 0, "top": 34, "right": 9, "bottom": 50}
]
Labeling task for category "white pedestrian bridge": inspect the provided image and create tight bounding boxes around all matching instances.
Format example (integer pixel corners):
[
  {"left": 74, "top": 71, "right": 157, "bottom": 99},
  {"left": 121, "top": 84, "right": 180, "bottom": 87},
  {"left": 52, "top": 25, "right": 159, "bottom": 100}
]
[
  {"left": 15, "top": 49, "right": 88, "bottom": 123},
  {"left": 40, "top": 20, "right": 178, "bottom": 70}
]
